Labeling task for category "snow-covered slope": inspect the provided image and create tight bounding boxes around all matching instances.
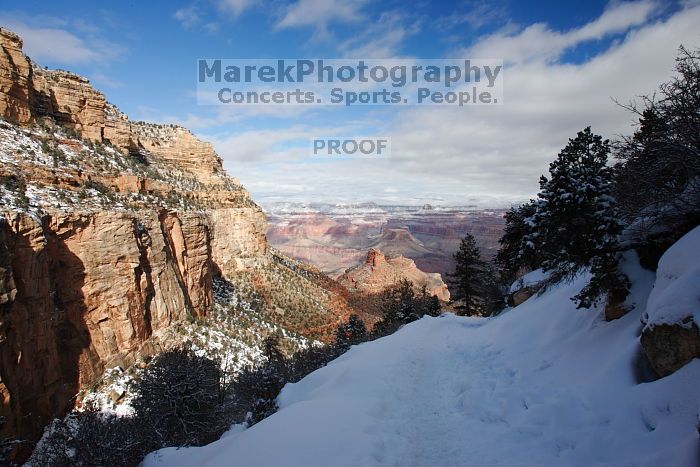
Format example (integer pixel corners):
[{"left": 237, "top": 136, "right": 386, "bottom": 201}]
[
  {"left": 643, "top": 225, "right": 700, "bottom": 329},
  {"left": 144, "top": 261, "right": 699, "bottom": 467}
]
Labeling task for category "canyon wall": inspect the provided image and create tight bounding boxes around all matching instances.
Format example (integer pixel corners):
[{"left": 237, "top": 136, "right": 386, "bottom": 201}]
[
  {"left": 0, "top": 206, "right": 269, "bottom": 450},
  {"left": 0, "top": 210, "right": 206, "bottom": 443},
  {"left": 0, "top": 26, "right": 272, "bottom": 453},
  {"left": 0, "top": 28, "right": 224, "bottom": 182}
]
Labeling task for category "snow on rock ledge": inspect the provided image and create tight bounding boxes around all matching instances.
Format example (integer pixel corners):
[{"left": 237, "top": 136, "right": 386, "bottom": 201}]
[
  {"left": 506, "top": 269, "right": 549, "bottom": 307},
  {"left": 641, "top": 225, "right": 700, "bottom": 377}
]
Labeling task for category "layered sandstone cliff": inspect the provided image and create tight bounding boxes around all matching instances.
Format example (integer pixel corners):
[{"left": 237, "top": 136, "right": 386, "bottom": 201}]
[
  {"left": 0, "top": 27, "right": 274, "bottom": 454},
  {"left": 0, "top": 27, "right": 225, "bottom": 183},
  {"left": 0, "top": 210, "right": 209, "bottom": 440},
  {"left": 338, "top": 248, "right": 450, "bottom": 301}
]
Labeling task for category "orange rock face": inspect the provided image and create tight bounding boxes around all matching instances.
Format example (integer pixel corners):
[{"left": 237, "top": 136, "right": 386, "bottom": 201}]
[
  {"left": 209, "top": 207, "right": 269, "bottom": 275},
  {"left": 31, "top": 67, "right": 111, "bottom": 143},
  {"left": 0, "top": 204, "right": 278, "bottom": 447},
  {"left": 132, "top": 122, "right": 226, "bottom": 183},
  {"left": 0, "top": 29, "right": 32, "bottom": 124},
  {"left": 0, "top": 27, "right": 228, "bottom": 183},
  {"left": 0, "top": 210, "right": 217, "bottom": 444},
  {"left": 338, "top": 248, "right": 450, "bottom": 301}
]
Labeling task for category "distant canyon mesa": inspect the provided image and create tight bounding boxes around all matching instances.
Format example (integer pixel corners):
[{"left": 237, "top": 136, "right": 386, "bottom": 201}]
[{"left": 265, "top": 202, "right": 506, "bottom": 280}]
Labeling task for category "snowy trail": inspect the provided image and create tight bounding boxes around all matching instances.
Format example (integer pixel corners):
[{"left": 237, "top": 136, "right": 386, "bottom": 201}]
[
  {"left": 145, "top": 271, "right": 700, "bottom": 467},
  {"left": 368, "top": 318, "right": 474, "bottom": 466},
  {"left": 368, "top": 317, "right": 603, "bottom": 467}
]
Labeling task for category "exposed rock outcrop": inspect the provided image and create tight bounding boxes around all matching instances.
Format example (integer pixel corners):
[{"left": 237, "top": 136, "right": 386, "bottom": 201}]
[
  {"left": 0, "top": 27, "right": 278, "bottom": 456},
  {"left": 266, "top": 205, "right": 506, "bottom": 279},
  {"left": 639, "top": 225, "right": 700, "bottom": 378},
  {"left": 31, "top": 67, "right": 114, "bottom": 144},
  {"left": 506, "top": 286, "right": 538, "bottom": 307},
  {"left": 0, "top": 209, "right": 215, "bottom": 443},
  {"left": 0, "top": 26, "right": 228, "bottom": 184},
  {"left": 603, "top": 291, "right": 631, "bottom": 321},
  {"left": 0, "top": 29, "right": 32, "bottom": 124},
  {"left": 132, "top": 122, "right": 225, "bottom": 183},
  {"left": 0, "top": 204, "right": 278, "bottom": 451},
  {"left": 209, "top": 207, "right": 268, "bottom": 275},
  {"left": 640, "top": 322, "right": 700, "bottom": 378},
  {"left": 338, "top": 248, "right": 450, "bottom": 301}
]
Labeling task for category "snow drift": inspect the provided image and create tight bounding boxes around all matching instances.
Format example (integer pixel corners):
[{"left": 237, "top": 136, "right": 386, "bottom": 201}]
[
  {"left": 144, "top": 255, "right": 699, "bottom": 466},
  {"left": 643, "top": 225, "right": 700, "bottom": 329}
]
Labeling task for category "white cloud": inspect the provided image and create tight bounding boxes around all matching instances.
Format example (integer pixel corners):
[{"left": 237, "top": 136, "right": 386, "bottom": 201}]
[
  {"left": 464, "top": 0, "right": 660, "bottom": 63},
  {"left": 276, "top": 0, "right": 368, "bottom": 34},
  {"left": 377, "top": 1, "right": 700, "bottom": 200},
  {"left": 174, "top": 6, "right": 202, "bottom": 29},
  {"left": 174, "top": 5, "right": 220, "bottom": 32},
  {"left": 436, "top": 1, "right": 508, "bottom": 31},
  {"left": 205, "top": 119, "right": 369, "bottom": 163},
  {"left": 0, "top": 15, "right": 125, "bottom": 65},
  {"left": 217, "top": 0, "right": 260, "bottom": 18},
  {"left": 215, "top": 2, "right": 700, "bottom": 205},
  {"left": 339, "top": 11, "right": 420, "bottom": 58}
]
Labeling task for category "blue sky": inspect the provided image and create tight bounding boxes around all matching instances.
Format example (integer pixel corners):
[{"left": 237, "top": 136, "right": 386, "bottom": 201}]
[{"left": 1, "top": 0, "right": 698, "bottom": 207}]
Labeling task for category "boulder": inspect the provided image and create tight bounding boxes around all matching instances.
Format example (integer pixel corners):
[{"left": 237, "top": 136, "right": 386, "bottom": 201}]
[{"left": 640, "top": 322, "right": 700, "bottom": 378}]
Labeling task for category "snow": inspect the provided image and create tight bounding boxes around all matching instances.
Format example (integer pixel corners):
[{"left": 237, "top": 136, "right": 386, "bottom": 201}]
[
  {"left": 643, "top": 225, "right": 700, "bottom": 329},
  {"left": 80, "top": 367, "right": 138, "bottom": 417},
  {"left": 144, "top": 258, "right": 700, "bottom": 467},
  {"left": 509, "top": 268, "right": 549, "bottom": 293}
]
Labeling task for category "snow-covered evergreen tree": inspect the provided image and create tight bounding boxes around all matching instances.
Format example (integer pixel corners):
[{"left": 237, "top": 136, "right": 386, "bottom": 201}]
[
  {"left": 496, "top": 200, "right": 540, "bottom": 284},
  {"left": 527, "top": 127, "right": 628, "bottom": 307}
]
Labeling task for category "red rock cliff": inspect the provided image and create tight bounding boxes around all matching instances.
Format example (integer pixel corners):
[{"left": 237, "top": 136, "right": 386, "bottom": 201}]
[{"left": 0, "top": 27, "right": 270, "bottom": 454}]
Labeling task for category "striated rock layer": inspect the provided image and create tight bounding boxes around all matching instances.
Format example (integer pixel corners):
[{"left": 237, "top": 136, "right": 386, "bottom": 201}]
[
  {"left": 0, "top": 204, "right": 269, "bottom": 454},
  {"left": 0, "top": 27, "right": 224, "bottom": 182},
  {"left": 0, "top": 27, "right": 360, "bottom": 462},
  {"left": 0, "top": 205, "right": 270, "bottom": 448}
]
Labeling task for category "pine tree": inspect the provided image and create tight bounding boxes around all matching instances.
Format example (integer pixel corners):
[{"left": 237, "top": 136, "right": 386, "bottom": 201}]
[
  {"left": 334, "top": 314, "right": 367, "bottom": 349},
  {"left": 447, "top": 234, "right": 493, "bottom": 316},
  {"left": 527, "top": 127, "right": 628, "bottom": 307},
  {"left": 416, "top": 285, "right": 442, "bottom": 317},
  {"left": 263, "top": 333, "right": 284, "bottom": 363},
  {"left": 372, "top": 280, "right": 419, "bottom": 337},
  {"left": 496, "top": 200, "right": 540, "bottom": 284},
  {"left": 246, "top": 334, "right": 289, "bottom": 425},
  {"left": 131, "top": 347, "right": 224, "bottom": 447},
  {"left": 384, "top": 279, "right": 418, "bottom": 324}
]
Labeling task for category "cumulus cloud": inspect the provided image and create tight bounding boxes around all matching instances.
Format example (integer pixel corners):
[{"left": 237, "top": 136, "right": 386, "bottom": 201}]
[
  {"left": 276, "top": 0, "right": 368, "bottom": 35},
  {"left": 217, "top": 0, "right": 260, "bottom": 18},
  {"left": 214, "top": 1, "right": 700, "bottom": 206},
  {"left": 463, "top": 0, "right": 660, "bottom": 63},
  {"left": 378, "top": 1, "right": 700, "bottom": 201},
  {"left": 0, "top": 14, "right": 125, "bottom": 65}
]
